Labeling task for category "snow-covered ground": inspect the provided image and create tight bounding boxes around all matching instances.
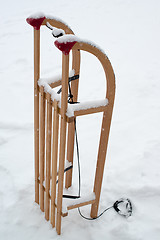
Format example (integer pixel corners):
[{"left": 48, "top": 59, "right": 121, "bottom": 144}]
[{"left": 0, "top": 0, "right": 160, "bottom": 239}]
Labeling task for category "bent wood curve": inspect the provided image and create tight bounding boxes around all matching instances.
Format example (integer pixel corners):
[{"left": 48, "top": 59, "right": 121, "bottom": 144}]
[
  {"left": 72, "top": 42, "right": 115, "bottom": 105},
  {"left": 42, "top": 18, "right": 74, "bottom": 34}
]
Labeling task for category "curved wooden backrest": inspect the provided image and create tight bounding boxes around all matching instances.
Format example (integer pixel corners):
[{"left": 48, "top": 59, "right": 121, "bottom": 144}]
[
  {"left": 42, "top": 17, "right": 74, "bottom": 34},
  {"left": 72, "top": 42, "right": 115, "bottom": 106},
  {"left": 56, "top": 40, "right": 115, "bottom": 222},
  {"left": 54, "top": 36, "right": 115, "bottom": 108}
]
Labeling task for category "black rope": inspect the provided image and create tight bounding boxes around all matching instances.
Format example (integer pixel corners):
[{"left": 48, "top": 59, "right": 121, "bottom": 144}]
[
  {"left": 78, "top": 198, "right": 132, "bottom": 221},
  {"left": 113, "top": 198, "right": 132, "bottom": 218},
  {"left": 62, "top": 119, "right": 81, "bottom": 200},
  {"left": 46, "top": 22, "right": 53, "bottom": 30},
  {"left": 62, "top": 195, "right": 80, "bottom": 199},
  {"left": 78, "top": 205, "right": 113, "bottom": 220},
  {"left": 68, "top": 81, "right": 73, "bottom": 103},
  {"left": 46, "top": 22, "right": 64, "bottom": 38},
  {"left": 56, "top": 165, "right": 73, "bottom": 184},
  {"left": 57, "top": 75, "right": 79, "bottom": 95},
  {"left": 63, "top": 165, "right": 73, "bottom": 175}
]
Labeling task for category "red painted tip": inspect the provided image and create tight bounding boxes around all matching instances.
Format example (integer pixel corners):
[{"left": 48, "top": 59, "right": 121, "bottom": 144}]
[
  {"left": 26, "top": 16, "right": 46, "bottom": 30},
  {"left": 54, "top": 40, "right": 77, "bottom": 55}
]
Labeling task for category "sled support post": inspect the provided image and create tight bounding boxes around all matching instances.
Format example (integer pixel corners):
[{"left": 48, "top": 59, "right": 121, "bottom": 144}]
[
  {"left": 27, "top": 14, "right": 115, "bottom": 235},
  {"left": 65, "top": 49, "right": 80, "bottom": 189},
  {"left": 56, "top": 54, "right": 69, "bottom": 235},
  {"left": 40, "top": 86, "right": 45, "bottom": 212},
  {"left": 34, "top": 29, "right": 40, "bottom": 204},
  {"left": 90, "top": 110, "right": 113, "bottom": 218},
  {"left": 45, "top": 93, "right": 52, "bottom": 221},
  {"left": 51, "top": 100, "right": 59, "bottom": 227}
]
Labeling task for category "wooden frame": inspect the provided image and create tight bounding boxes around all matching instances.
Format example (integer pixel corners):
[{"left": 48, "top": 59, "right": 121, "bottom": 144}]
[
  {"left": 54, "top": 41, "right": 115, "bottom": 234},
  {"left": 72, "top": 42, "right": 115, "bottom": 218},
  {"left": 34, "top": 29, "right": 40, "bottom": 204},
  {"left": 32, "top": 16, "right": 80, "bottom": 205},
  {"left": 28, "top": 15, "right": 115, "bottom": 235}
]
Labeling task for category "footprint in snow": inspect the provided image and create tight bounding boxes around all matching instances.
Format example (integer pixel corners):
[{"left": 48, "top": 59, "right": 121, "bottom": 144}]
[{"left": 0, "top": 166, "right": 17, "bottom": 211}]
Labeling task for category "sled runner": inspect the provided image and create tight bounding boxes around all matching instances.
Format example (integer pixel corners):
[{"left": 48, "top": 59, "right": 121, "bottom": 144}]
[{"left": 27, "top": 13, "right": 115, "bottom": 235}]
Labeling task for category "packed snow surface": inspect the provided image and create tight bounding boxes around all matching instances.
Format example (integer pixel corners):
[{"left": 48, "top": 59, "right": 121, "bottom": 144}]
[{"left": 1, "top": 1, "right": 160, "bottom": 240}]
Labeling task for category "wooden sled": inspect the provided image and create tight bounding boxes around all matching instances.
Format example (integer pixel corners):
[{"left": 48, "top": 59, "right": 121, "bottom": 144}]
[{"left": 26, "top": 13, "right": 115, "bottom": 235}]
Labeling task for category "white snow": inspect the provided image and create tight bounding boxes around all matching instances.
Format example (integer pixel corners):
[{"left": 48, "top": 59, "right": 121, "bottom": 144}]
[
  {"left": 65, "top": 159, "right": 73, "bottom": 169},
  {"left": 66, "top": 99, "right": 108, "bottom": 117},
  {"left": 55, "top": 34, "right": 106, "bottom": 55},
  {"left": 38, "top": 69, "right": 75, "bottom": 85},
  {"left": 1, "top": 1, "right": 160, "bottom": 240},
  {"left": 46, "top": 15, "right": 71, "bottom": 30},
  {"left": 52, "top": 28, "right": 65, "bottom": 37},
  {"left": 55, "top": 34, "right": 80, "bottom": 43},
  {"left": 38, "top": 69, "right": 75, "bottom": 102},
  {"left": 27, "top": 12, "right": 45, "bottom": 19},
  {"left": 27, "top": 12, "right": 71, "bottom": 31},
  {"left": 46, "top": 22, "right": 65, "bottom": 36}
]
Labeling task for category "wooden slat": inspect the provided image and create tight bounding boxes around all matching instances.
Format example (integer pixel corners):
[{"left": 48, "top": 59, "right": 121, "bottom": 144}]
[
  {"left": 65, "top": 120, "right": 75, "bottom": 188},
  {"left": 58, "top": 104, "right": 108, "bottom": 122},
  {"left": 53, "top": 202, "right": 68, "bottom": 217},
  {"left": 56, "top": 54, "right": 69, "bottom": 235},
  {"left": 51, "top": 100, "right": 59, "bottom": 227},
  {"left": 40, "top": 86, "right": 45, "bottom": 212},
  {"left": 90, "top": 109, "right": 113, "bottom": 218},
  {"left": 61, "top": 212, "right": 68, "bottom": 217},
  {"left": 37, "top": 183, "right": 68, "bottom": 218},
  {"left": 65, "top": 49, "right": 80, "bottom": 189},
  {"left": 45, "top": 93, "right": 52, "bottom": 221},
  {"left": 74, "top": 105, "right": 108, "bottom": 117},
  {"left": 67, "top": 199, "right": 96, "bottom": 211},
  {"left": 34, "top": 29, "right": 40, "bottom": 204},
  {"left": 49, "top": 80, "right": 61, "bottom": 89}
]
